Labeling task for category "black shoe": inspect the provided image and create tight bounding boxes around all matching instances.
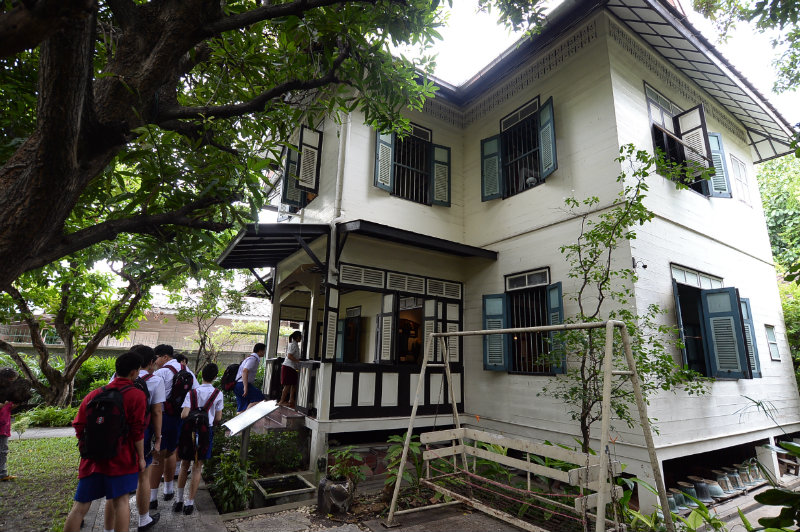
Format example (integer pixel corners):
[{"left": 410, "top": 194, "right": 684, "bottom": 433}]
[
  {"left": 173, "top": 501, "right": 183, "bottom": 512},
  {"left": 183, "top": 504, "right": 194, "bottom": 515},
  {"left": 173, "top": 474, "right": 178, "bottom": 480},
  {"left": 149, "top": 500, "right": 158, "bottom": 510},
  {"left": 129, "top": 490, "right": 136, "bottom": 495},
  {"left": 163, "top": 491, "right": 174, "bottom": 501},
  {"left": 80, "top": 519, "right": 84, "bottom": 529},
  {"left": 139, "top": 512, "right": 160, "bottom": 531}
]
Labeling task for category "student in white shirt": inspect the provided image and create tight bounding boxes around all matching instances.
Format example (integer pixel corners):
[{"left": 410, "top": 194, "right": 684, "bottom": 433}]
[
  {"left": 233, "top": 343, "right": 265, "bottom": 412},
  {"left": 149, "top": 345, "right": 199, "bottom": 508},
  {"left": 279, "top": 331, "right": 302, "bottom": 408},
  {"left": 173, "top": 363, "right": 223, "bottom": 515}
]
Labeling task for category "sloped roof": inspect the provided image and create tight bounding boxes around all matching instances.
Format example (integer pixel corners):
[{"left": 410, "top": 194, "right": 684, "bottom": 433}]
[{"left": 433, "top": 0, "right": 794, "bottom": 163}]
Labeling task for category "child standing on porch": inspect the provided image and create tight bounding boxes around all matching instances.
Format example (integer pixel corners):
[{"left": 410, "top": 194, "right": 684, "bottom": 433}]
[{"left": 279, "top": 331, "right": 302, "bottom": 408}]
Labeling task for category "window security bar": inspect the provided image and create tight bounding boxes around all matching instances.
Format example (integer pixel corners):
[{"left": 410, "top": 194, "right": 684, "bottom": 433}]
[
  {"left": 386, "top": 320, "right": 676, "bottom": 532},
  {"left": 653, "top": 123, "right": 713, "bottom": 165}
]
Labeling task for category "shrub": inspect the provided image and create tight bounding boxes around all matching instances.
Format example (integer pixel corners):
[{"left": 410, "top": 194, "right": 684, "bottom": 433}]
[
  {"left": 15, "top": 406, "right": 78, "bottom": 427},
  {"left": 208, "top": 449, "right": 253, "bottom": 513},
  {"left": 73, "top": 357, "right": 116, "bottom": 402},
  {"left": 248, "top": 432, "right": 305, "bottom": 476}
]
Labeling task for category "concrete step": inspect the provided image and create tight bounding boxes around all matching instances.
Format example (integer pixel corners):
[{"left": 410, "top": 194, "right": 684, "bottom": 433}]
[{"left": 251, "top": 406, "right": 307, "bottom": 434}]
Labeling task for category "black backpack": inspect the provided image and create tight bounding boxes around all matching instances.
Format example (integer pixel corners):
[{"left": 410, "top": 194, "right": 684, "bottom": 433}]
[
  {"left": 164, "top": 364, "right": 193, "bottom": 417},
  {"left": 134, "top": 374, "right": 155, "bottom": 423},
  {"left": 79, "top": 385, "right": 134, "bottom": 461},
  {"left": 219, "top": 363, "right": 240, "bottom": 392},
  {"left": 177, "top": 388, "right": 220, "bottom": 461}
]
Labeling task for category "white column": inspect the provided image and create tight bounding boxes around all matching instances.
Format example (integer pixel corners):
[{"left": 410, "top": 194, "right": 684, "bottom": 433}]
[
  {"left": 306, "top": 276, "right": 321, "bottom": 360},
  {"left": 757, "top": 436, "right": 780, "bottom": 482},
  {"left": 267, "top": 274, "right": 283, "bottom": 359},
  {"left": 309, "top": 427, "right": 329, "bottom": 482}
]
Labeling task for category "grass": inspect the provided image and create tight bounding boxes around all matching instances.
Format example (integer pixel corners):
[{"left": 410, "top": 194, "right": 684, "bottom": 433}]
[{"left": 0, "top": 437, "right": 80, "bottom": 532}]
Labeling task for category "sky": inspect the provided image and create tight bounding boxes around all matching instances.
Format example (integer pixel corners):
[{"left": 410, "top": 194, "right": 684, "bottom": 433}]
[{"left": 428, "top": 0, "right": 800, "bottom": 126}]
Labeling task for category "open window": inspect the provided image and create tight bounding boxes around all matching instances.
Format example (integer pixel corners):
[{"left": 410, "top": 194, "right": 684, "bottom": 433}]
[
  {"left": 281, "top": 126, "right": 323, "bottom": 211},
  {"left": 481, "top": 96, "right": 558, "bottom": 201},
  {"left": 646, "top": 85, "right": 723, "bottom": 196},
  {"left": 671, "top": 265, "right": 760, "bottom": 379},
  {"left": 373, "top": 124, "right": 451, "bottom": 207},
  {"left": 483, "top": 268, "right": 564, "bottom": 374}
]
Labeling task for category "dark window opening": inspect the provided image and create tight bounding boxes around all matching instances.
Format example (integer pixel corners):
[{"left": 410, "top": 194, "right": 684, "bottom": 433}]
[
  {"left": 393, "top": 129, "right": 431, "bottom": 205},
  {"left": 502, "top": 114, "right": 541, "bottom": 197},
  {"left": 675, "top": 283, "right": 709, "bottom": 376},
  {"left": 508, "top": 286, "right": 553, "bottom": 374}
]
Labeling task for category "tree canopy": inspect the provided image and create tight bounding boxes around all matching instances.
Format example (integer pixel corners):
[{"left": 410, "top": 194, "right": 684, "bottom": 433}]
[{"left": 0, "top": 0, "right": 545, "bottom": 291}]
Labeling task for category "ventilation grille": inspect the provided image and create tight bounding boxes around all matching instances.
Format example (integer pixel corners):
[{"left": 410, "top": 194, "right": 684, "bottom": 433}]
[
  {"left": 340, "top": 264, "right": 385, "bottom": 288},
  {"left": 506, "top": 269, "right": 549, "bottom": 291},
  {"left": 501, "top": 98, "right": 539, "bottom": 132},
  {"left": 325, "top": 311, "right": 337, "bottom": 360},
  {"left": 387, "top": 272, "right": 425, "bottom": 294}
]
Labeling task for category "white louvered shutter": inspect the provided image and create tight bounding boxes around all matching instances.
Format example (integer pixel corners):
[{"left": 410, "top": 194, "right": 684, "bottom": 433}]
[
  {"left": 538, "top": 97, "right": 557, "bottom": 179},
  {"left": 707, "top": 133, "right": 731, "bottom": 197},
  {"left": 297, "top": 126, "right": 322, "bottom": 192},
  {"left": 431, "top": 145, "right": 451, "bottom": 207},
  {"left": 674, "top": 105, "right": 712, "bottom": 177},
  {"left": 374, "top": 131, "right": 394, "bottom": 192},
  {"left": 483, "top": 294, "right": 508, "bottom": 371}
]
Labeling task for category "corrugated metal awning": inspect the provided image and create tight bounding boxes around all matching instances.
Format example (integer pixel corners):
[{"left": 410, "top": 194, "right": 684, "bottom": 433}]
[{"left": 216, "top": 223, "right": 329, "bottom": 269}]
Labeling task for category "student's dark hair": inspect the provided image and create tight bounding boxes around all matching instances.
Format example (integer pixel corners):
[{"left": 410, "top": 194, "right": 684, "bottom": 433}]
[
  {"left": 154, "top": 344, "right": 174, "bottom": 358},
  {"left": 202, "top": 363, "right": 219, "bottom": 382},
  {"left": 130, "top": 344, "right": 156, "bottom": 368},
  {"left": 116, "top": 351, "right": 143, "bottom": 377},
  {"left": 290, "top": 330, "right": 303, "bottom": 342},
  {"left": 253, "top": 343, "right": 266, "bottom": 353},
  {"left": 174, "top": 353, "right": 188, "bottom": 364}
]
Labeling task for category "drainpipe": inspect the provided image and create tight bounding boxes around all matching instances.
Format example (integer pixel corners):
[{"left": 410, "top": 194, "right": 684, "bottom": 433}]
[{"left": 329, "top": 113, "right": 351, "bottom": 279}]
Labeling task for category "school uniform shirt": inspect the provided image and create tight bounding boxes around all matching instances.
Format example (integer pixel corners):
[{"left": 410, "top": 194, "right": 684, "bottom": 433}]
[
  {"left": 235, "top": 353, "right": 261, "bottom": 384},
  {"left": 181, "top": 384, "right": 224, "bottom": 426},
  {"left": 72, "top": 377, "right": 147, "bottom": 478},
  {"left": 282, "top": 341, "right": 300, "bottom": 371},
  {"left": 139, "top": 370, "right": 166, "bottom": 407},
  {"left": 154, "top": 359, "right": 199, "bottom": 401}
]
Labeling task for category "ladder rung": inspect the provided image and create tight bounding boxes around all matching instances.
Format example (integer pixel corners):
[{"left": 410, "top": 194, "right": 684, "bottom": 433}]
[
  {"left": 612, "top": 370, "right": 633, "bottom": 375},
  {"left": 426, "top": 364, "right": 446, "bottom": 368}
]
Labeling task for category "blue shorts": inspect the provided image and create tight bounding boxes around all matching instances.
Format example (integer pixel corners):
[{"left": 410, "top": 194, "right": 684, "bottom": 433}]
[
  {"left": 74, "top": 472, "right": 138, "bottom": 502},
  {"left": 234, "top": 381, "right": 264, "bottom": 412},
  {"left": 162, "top": 414, "right": 183, "bottom": 453}
]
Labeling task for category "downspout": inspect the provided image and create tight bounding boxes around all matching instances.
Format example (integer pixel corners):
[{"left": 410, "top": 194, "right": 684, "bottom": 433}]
[{"left": 329, "top": 113, "right": 351, "bottom": 278}]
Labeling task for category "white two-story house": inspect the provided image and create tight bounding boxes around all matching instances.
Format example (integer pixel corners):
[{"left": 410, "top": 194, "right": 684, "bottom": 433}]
[{"left": 218, "top": 0, "right": 799, "bottom": 507}]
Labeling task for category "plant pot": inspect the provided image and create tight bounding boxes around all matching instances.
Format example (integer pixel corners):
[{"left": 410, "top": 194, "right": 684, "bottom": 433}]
[{"left": 317, "top": 476, "right": 354, "bottom": 514}]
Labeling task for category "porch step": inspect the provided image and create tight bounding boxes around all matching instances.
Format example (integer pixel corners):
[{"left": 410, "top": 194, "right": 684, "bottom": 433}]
[{"left": 252, "top": 405, "right": 306, "bottom": 434}]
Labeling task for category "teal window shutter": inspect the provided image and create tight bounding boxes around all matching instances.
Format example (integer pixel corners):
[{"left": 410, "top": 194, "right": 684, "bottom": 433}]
[
  {"left": 281, "top": 147, "right": 305, "bottom": 208},
  {"left": 671, "top": 278, "right": 689, "bottom": 368},
  {"left": 374, "top": 131, "right": 394, "bottom": 192},
  {"left": 481, "top": 135, "right": 502, "bottom": 201},
  {"left": 431, "top": 144, "right": 451, "bottom": 207},
  {"left": 483, "top": 294, "right": 508, "bottom": 371},
  {"left": 740, "top": 298, "right": 761, "bottom": 378},
  {"left": 538, "top": 97, "right": 557, "bottom": 179},
  {"left": 700, "top": 287, "right": 749, "bottom": 379},
  {"left": 707, "top": 133, "right": 731, "bottom": 198},
  {"left": 546, "top": 282, "right": 565, "bottom": 373}
]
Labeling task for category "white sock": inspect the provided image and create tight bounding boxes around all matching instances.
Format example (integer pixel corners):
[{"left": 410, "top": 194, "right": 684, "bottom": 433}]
[
  {"left": 138, "top": 513, "right": 152, "bottom": 527},
  {"left": 104, "top": 529, "right": 113, "bottom": 532},
  {"left": 164, "top": 480, "right": 174, "bottom": 494},
  {"left": 176, "top": 488, "right": 184, "bottom": 503},
  {"left": 150, "top": 488, "right": 158, "bottom": 502},
  {"left": 185, "top": 498, "right": 194, "bottom": 507}
]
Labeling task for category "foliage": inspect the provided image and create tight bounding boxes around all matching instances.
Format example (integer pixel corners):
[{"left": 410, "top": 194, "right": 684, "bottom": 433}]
[
  {"left": 758, "top": 156, "right": 800, "bottom": 273},
  {"left": 0, "top": 243, "right": 180, "bottom": 406},
  {"left": 538, "top": 145, "right": 709, "bottom": 452},
  {"left": 166, "top": 268, "right": 250, "bottom": 372},
  {"left": 673, "top": 492, "right": 728, "bottom": 532},
  {"left": 327, "top": 446, "right": 366, "bottom": 488},
  {"left": 385, "top": 433, "right": 424, "bottom": 495},
  {"left": 72, "top": 356, "right": 117, "bottom": 402},
  {"left": 248, "top": 431, "right": 305, "bottom": 476},
  {"left": 0, "top": 0, "right": 553, "bottom": 293},
  {"left": 12, "top": 406, "right": 79, "bottom": 428},
  {"left": 208, "top": 447, "right": 254, "bottom": 514},
  {"left": 1, "top": 437, "right": 79, "bottom": 532},
  {"left": 692, "top": 0, "right": 800, "bottom": 155}
]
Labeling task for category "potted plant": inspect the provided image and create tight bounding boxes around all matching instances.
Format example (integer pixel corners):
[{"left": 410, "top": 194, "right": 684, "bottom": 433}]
[{"left": 317, "top": 446, "right": 366, "bottom": 514}]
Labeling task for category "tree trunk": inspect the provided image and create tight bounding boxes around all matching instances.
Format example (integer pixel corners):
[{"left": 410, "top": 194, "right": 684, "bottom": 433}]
[{"left": 41, "top": 375, "right": 74, "bottom": 407}]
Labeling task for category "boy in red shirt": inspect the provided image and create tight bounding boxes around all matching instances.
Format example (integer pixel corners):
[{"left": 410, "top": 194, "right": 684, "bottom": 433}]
[
  {"left": 63, "top": 352, "right": 149, "bottom": 532},
  {"left": 0, "top": 367, "right": 30, "bottom": 482}
]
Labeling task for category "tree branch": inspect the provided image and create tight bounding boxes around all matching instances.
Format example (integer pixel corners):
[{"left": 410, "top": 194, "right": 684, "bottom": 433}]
[
  {"left": 106, "top": 0, "right": 138, "bottom": 31},
  {"left": 203, "top": 0, "right": 378, "bottom": 37},
  {"left": 22, "top": 197, "right": 233, "bottom": 275},
  {"left": 4, "top": 285, "right": 62, "bottom": 386},
  {"left": 0, "top": 0, "right": 95, "bottom": 58},
  {"left": 156, "top": 50, "right": 349, "bottom": 121},
  {"left": 0, "top": 339, "right": 38, "bottom": 386}
]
